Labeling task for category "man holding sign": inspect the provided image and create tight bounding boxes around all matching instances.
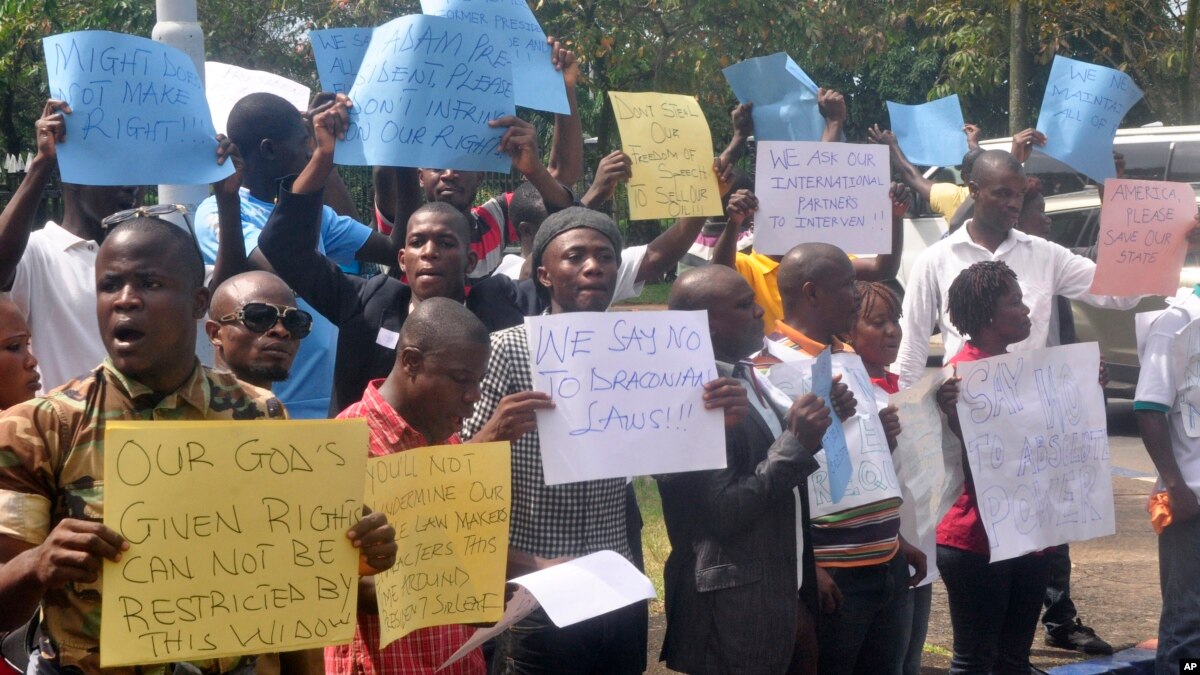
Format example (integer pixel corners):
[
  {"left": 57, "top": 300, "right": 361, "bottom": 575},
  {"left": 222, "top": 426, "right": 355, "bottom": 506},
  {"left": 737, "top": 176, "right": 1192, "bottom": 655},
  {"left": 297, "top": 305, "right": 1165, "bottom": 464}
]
[
  {"left": 462, "top": 207, "right": 749, "bottom": 673},
  {"left": 0, "top": 217, "right": 397, "bottom": 674}
]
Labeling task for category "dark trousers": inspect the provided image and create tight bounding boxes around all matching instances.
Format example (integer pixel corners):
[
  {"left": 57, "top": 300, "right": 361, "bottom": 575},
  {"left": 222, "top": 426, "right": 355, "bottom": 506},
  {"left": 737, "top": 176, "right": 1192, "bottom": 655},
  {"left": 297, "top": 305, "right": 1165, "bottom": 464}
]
[
  {"left": 1157, "top": 515, "right": 1200, "bottom": 675},
  {"left": 1041, "top": 543, "right": 1077, "bottom": 637},
  {"left": 815, "top": 554, "right": 912, "bottom": 675},
  {"left": 938, "top": 545, "right": 1051, "bottom": 675},
  {"left": 489, "top": 602, "right": 647, "bottom": 675}
]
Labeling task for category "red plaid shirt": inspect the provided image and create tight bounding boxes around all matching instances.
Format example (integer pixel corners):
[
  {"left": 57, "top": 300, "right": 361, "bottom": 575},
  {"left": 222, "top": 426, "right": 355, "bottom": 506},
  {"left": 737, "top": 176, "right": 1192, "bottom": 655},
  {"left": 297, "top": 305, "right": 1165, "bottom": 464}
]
[{"left": 326, "top": 380, "right": 485, "bottom": 675}]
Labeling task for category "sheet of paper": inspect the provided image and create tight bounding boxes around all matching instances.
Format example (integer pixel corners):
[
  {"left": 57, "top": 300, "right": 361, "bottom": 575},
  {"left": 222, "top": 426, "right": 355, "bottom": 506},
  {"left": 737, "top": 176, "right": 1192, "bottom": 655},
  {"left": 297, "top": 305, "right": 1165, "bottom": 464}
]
[
  {"left": 766, "top": 351, "right": 901, "bottom": 512},
  {"left": 810, "top": 348, "right": 851, "bottom": 503},
  {"left": 607, "top": 91, "right": 723, "bottom": 221},
  {"left": 1090, "top": 179, "right": 1197, "bottom": 296},
  {"left": 100, "top": 419, "right": 369, "bottom": 667},
  {"left": 753, "top": 140, "right": 891, "bottom": 256},
  {"left": 436, "top": 586, "right": 539, "bottom": 671},
  {"left": 205, "top": 62, "right": 310, "bottom": 135},
  {"left": 954, "top": 343, "right": 1115, "bottom": 561},
  {"left": 722, "top": 52, "right": 824, "bottom": 142},
  {"left": 524, "top": 310, "right": 725, "bottom": 484},
  {"left": 42, "top": 31, "right": 233, "bottom": 186},
  {"left": 309, "top": 27, "right": 375, "bottom": 94},
  {"left": 509, "top": 551, "right": 655, "bottom": 628},
  {"left": 886, "top": 94, "right": 969, "bottom": 168},
  {"left": 366, "top": 442, "right": 510, "bottom": 647},
  {"left": 335, "top": 14, "right": 515, "bottom": 172},
  {"left": 1036, "top": 55, "right": 1144, "bottom": 183},
  {"left": 421, "top": 0, "right": 568, "bottom": 114}
]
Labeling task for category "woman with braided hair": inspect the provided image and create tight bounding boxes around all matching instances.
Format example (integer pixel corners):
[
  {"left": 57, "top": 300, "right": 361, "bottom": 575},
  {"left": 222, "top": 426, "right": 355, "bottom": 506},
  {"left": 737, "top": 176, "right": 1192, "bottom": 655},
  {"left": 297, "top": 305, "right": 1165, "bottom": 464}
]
[{"left": 936, "top": 260, "right": 1046, "bottom": 675}]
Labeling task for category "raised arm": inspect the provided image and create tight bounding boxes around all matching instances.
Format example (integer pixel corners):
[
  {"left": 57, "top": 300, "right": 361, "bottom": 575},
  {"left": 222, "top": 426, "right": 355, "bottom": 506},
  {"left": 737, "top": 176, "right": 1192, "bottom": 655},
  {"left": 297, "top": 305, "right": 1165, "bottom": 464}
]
[
  {"left": 545, "top": 36, "right": 584, "bottom": 187},
  {"left": 492, "top": 116, "right": 573, "bottom": 210},
  {"left": 718, "top": 103, "right": 754, "bottom": 168},
  {"left": 963, "top": 123, "right": 981, "bottom": 151},
  {"left": 853, "top": 182, "right": 910, "bottom": 282},
  {"left": 1009, "top": 128, "right": 1047, "bottom": 164},
  {"left": 0, "top": 100, "right": 68, "bottom": 290},
  {"left": 208, "top": 136, "right": 252, "bottom": 292},
  {"left": 581, "top": 150, "right": 632, "bottom": 211},
  {"left": 867, "top": 124, "right": 934, "bottom": 203},
  {"left": 818, "top": 88, "right": 846, "bottom": 143}
]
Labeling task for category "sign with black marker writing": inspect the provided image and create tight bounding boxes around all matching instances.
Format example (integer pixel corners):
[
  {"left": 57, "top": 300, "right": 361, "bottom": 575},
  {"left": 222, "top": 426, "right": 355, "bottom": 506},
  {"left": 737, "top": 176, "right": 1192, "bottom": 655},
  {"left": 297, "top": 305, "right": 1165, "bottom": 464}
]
[
  {"left": 754, "top": 140, "right": 891, "bottom": 256},
  {"left": 365, "top": 442, "right": 510, "bottom": 647},
  {"left": 607, "top": 91, "right": 723, "bottom": 221},
  {"left": 954, "top": 343, "right": 1115, "bottom": 562},
  {"left": 1090, "top": 178, "right": 1197, "bottom": 296},
  {"left": 100, "top": 420, "right": 369, "bottom": 666},
  {"left": 524, "top": 311, "right": 725, "bottom": 484}
]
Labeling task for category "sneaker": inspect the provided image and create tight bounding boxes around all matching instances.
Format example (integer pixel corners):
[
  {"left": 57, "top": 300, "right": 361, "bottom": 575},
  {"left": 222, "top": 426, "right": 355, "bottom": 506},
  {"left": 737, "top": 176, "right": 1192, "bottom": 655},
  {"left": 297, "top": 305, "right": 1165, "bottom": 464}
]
[{"left": 1045, "top": 619, "right": 1114, "bottom": 655}]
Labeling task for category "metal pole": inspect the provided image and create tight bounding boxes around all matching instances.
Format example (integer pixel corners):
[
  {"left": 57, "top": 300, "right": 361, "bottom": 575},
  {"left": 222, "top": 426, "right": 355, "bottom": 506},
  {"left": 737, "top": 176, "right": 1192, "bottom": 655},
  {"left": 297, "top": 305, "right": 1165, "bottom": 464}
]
[{"left": 152, "top": 0, "right": 208, "bottom": 211}]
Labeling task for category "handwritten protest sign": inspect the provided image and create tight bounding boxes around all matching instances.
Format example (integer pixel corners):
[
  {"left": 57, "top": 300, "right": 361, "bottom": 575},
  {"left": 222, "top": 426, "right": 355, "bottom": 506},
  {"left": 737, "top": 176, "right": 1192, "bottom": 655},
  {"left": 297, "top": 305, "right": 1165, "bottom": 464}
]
[
  {"left": 608, "top": 91, "right": 723, "bottom": 221},
  {"left": 1036, "top": 55, "right": 1143, "bottom": 183},
  {"left": 309, "top": 28, "right": 374, "bottom": 94},
  {"left": 723, "top": 52, "right": 825, "bottom": 142},
  {"left": 421, "top": 0, "right": 569, "bottom": 114},
  {"left": 891, "top": 371, "right": 963, "bottom": 586},
  {"left": 886, "top": 94, "right": 969, "bottom": 167},
  {"left": 205, "top": 62, "right": 310, "bottom": 136},
  {"left": 811, "top": 349, "right": 851, "bottom": 502},
  {"left": 365, "top": 442, "right": 510, "bottom": 647},
  {"left": 1090, "top": 179, "right": 1197, "bottom": 296},
  {"left": 954, "top": 343, "right": 1114, "bottom": 562},
  {"left": 753, "top": 140, "right": 891, "bottom": 256},
  {"left": 437, "top": 551, "right": 655, "bottom": 670},
  {"left": 42, "top": 31, "right": 233, "bottom": 186},
  {"left": 100, "top": 420, "right": 369, "bottom": 666},
  {"left": 524, "top": 310, "right": 724, "bottom": 484},
  {"left": 335, "top": 15, "right": 515, "bottom": 172},
  {"left": 766, "top": 350, "right": 902, "bottom": 512}
]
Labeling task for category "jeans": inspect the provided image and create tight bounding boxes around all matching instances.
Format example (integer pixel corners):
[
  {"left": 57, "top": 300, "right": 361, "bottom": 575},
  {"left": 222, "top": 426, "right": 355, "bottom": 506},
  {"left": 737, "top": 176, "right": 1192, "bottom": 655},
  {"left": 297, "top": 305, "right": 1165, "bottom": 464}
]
[
  {"left": 937, "top": 545, "right": 1051, "bottom": 675},
  {"left": 815, "top": 554, "right": 913, "bottom": 675},
  {"left": 1157, "top": 515, "right": 1200, "bottom": 675},
  {"left": 902, "top": 584, "right": 933, "bottom": 675},
  {"left": 1041, "top": 543, "right": 1078, "bottom": 637},
  {"left": 490, "top": 602, "right": 646, "bottom": 675}
]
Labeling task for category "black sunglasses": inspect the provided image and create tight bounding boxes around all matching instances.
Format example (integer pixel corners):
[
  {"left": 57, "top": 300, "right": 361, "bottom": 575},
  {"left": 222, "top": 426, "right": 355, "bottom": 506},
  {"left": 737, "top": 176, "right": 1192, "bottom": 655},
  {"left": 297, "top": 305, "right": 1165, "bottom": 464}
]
[{"left": 217, "top": 302, "right": 313, "bottom": 339}]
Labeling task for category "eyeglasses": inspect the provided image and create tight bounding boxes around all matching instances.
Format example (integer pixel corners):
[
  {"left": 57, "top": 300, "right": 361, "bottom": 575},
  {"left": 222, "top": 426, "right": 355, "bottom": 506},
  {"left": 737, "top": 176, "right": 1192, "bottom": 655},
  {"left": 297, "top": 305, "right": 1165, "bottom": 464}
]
[
  {"left": 217, "top": 302, "right": 313, "bottom": 339},
  {"left": 100, "top": 203, "right": 203, "bottom": 261}
]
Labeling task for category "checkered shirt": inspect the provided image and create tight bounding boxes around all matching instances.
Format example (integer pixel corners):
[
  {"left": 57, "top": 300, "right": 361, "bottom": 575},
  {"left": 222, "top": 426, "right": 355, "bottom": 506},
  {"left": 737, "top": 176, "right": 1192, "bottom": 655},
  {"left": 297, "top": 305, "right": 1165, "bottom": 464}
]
[{"left": 461, "top": 325, "right": 632, "bottom": 561}]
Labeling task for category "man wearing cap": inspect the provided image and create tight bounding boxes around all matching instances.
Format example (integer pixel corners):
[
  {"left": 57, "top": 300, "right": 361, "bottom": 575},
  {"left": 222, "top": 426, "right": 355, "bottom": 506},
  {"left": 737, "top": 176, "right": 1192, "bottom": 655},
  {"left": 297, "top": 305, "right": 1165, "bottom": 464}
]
[{"left": 462, "top": 207, "right": 749, "bottom": 674}]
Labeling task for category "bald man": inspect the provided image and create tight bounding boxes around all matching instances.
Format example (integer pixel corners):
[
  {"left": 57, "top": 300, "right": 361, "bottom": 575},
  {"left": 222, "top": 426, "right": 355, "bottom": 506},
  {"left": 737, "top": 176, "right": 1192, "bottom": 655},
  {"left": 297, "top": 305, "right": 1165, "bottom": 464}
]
[{"left": 205, "top": 271, "right": 311, "bottom": 390}]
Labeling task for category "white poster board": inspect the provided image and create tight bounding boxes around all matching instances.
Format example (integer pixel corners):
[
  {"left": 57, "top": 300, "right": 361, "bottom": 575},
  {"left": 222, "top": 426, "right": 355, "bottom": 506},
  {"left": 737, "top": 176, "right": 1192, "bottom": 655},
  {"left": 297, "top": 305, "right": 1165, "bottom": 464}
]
[
  {"left": 954, "top": 343, "right": 1114, "bottom": 561},
  {"left": 753, "top": 140, "right": 891, "bottom": 256},
  {"left": 204, "top": 62, "right": 311, "bottom": 135},
  {"left": 524, "top": 311, "right": 725, "bottom": 484}
]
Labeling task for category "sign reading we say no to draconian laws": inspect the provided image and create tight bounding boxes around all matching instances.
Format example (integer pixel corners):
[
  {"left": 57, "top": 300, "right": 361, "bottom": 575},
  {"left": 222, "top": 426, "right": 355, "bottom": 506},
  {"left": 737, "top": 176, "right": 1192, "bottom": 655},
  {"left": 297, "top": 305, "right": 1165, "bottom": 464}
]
[{"left": 101, "top": 420, "right": 368, "bottom": 667}]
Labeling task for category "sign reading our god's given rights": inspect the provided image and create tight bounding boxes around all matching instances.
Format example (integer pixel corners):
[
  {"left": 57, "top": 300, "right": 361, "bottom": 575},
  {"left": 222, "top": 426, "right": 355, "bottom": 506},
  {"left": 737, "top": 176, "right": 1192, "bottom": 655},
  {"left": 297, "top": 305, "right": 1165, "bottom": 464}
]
[
  {"left": 365, "top": 442, "right": 510, "bottom": 648},
  {"left": 335, "top": 14, "right": 516, "bottom": 173},
  {"left": 42, "top": 31, "right": 233, "bottom": 186},
  {"left": 100, "top": 420, "right": 369, "bottom": 667},
  {"left": 608, "top": 92, "right": 724, "bottom": 221},
  {"left": 524, "top": 311, "right": 726, "bottom": 485},
  {"left": 753, "top": 140, "right": 891, "bottom": 256},
  {"left": 954, "top": 343, "right": 1115, "bottom": 562}
]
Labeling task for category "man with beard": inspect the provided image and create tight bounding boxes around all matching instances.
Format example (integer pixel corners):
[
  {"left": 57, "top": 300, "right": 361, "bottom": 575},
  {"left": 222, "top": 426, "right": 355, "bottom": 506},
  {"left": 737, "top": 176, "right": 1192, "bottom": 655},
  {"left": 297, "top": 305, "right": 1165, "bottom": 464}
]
[{"left": 205, "top": 271, "right": 310, "bottom": 390}]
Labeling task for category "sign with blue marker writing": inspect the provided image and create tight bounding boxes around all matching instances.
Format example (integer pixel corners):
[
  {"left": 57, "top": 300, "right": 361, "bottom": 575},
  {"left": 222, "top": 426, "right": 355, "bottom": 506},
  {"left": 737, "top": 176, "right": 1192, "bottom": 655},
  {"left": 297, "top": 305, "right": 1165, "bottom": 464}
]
[
  {"left": 754, "top": 140, "right": 891, "bottom": 256},
  {"left": 309, "top": 28, "right": 374, "bottom": 95},
  {"left": 42, "top": 31, "right": 233, "bottom": 186},
  {"left": 886, "top": 94, "right": 969, "bottom": 167},
  {"left": 335, "top": 14, "right": 515, "bottom": 173},
  {"left": 811, "top": 349, "right": 851, "bottom": 503},
  {"left": 421, "top": 0, "right": 569, "bottom": 114},
  {"left": 723, "top": 52, "right": 825, "bottom": 142},
  {"left": 1036, "top": 55, "right": 1143, "bottom": 183},
  {"left": 524, "top": 311, "right": 725, "bottom": 485},
  {"left": 954, "top": 343, "right": 1114, "bottom": 562},
  {"left": 765, "top": 348, "right": 901, "bottom": 511}
]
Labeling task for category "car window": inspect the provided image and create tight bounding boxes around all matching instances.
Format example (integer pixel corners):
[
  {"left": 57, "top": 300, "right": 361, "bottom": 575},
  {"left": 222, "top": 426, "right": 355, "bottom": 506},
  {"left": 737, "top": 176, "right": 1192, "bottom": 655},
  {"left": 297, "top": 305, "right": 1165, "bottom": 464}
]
[
  {"left": 1048, "top": 207, "right": 1099, "bottom": 250},
  {"left": 1167, "top": 141, "right": 1200, "bottom": 183},
  {"left": 1117, "top": 142, "right": 1169, "bottom": 181}
]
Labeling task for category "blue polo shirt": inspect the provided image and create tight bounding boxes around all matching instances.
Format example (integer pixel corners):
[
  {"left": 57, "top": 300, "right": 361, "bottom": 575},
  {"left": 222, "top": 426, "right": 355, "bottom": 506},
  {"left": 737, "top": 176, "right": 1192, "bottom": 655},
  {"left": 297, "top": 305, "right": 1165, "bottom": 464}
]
[{"left": 195, "top": 188, "right": 371, "bottom": 418}]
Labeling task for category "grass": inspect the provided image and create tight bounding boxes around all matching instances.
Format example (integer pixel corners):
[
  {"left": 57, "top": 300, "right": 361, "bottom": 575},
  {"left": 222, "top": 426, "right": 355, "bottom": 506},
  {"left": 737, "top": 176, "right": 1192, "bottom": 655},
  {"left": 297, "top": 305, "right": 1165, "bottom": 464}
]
[
  {"left": 617, "top": 281, "right": 672, "bottom": 306},
  {"left": 634, "top": 476, "right": 669, "bottom": 613}
]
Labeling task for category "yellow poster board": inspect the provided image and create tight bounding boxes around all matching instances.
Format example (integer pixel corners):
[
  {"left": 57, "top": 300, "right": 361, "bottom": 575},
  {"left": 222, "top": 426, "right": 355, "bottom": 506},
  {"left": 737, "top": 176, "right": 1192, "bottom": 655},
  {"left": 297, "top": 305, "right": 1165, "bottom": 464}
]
[
  {"left": 100, "top": 419, "right": 369, "bottom": 667},
  {"left": 366, "top": 442, "right": 511, "bottom": 648},
  {"left": 608, "top": 91, "right": 724, "bottom": 221}
]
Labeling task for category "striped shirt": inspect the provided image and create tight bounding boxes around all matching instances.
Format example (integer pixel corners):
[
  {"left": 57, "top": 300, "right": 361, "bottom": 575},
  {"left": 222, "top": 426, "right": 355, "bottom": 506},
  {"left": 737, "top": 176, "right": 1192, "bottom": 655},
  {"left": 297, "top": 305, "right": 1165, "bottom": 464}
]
[
  {"left": 755, "top": 322, "right": 901, "bottom": 569},
  {"left": 375, "top": 194, "right": 515, "bottom": 281}
]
